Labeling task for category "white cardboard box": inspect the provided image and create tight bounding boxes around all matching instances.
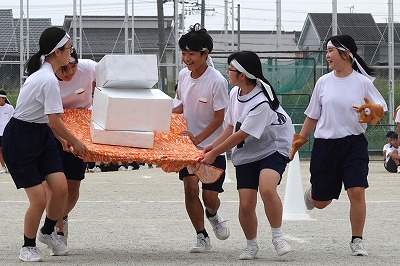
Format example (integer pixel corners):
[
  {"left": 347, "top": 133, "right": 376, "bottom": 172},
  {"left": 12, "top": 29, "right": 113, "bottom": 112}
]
[
  {"left": 92, "top": 87, "right": 173, "bottom": 132},
  {"left": 95, "top": 54, "right": 158, "bottom": 89},
  {"left": 90, "top": 120, "right": 154, "bottom": 148}
]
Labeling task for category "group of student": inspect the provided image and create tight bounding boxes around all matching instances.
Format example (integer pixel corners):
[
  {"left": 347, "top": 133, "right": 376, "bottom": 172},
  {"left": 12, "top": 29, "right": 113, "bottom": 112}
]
[{"left": 5, "top": 23, "right": 387, "bottom": 262}]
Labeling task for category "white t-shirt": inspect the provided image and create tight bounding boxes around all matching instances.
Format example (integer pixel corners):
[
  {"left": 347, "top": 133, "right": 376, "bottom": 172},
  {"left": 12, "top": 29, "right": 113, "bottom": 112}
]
[
  {"left": 395, "top": 108, "right": 400, "bottom": 124},
  {"left": 305, "top": 71, "right": 387, "bottom": 139},
  {"left": 383, "top": 143, "right": 391, "bottom": 153},
  {"left": 385, "top": 145, "right": 398, "bottom": 163},
  {"left": 59, "top": 59, "right": 97, "bottom": 109},
  {"left": 227, "top": 85, "right": 293, "bottom": 166},
  {"left": 0, "top": 103, "right": 14, "bottom": 135},
  {"left": 14, "top": 62, "right": 64, "bottom": 123},
  {"left": 177, "top": 66, "right": 229, "bottom": 149}
]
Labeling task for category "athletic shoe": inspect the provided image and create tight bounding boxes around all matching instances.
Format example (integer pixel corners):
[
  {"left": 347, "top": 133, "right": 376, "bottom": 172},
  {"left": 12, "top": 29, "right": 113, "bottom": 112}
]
[
  {"left": 272, "top": 237, "right": 292, "bottom": 256},
  {"left": 304, "top": 187, "right": 315, "bottom": 210},
  {"left": 190, "top": 234, "right": 211, "bottom": 253},
  {"left": 397, "top": 166, "right": 400, "bottom": 173},
  {"left": 350, "top": 238, "right": 368, "bottom": 256},
  {"left": 0, "top": 167, "right": 7, "bottom": 174},
  {"left": 38, "top": 230, "right": 68, "bottom": 256},
  {"left": 208, "top": 213, "right": 230, "bottom": 240},
  {"left": 239, "top": 244, "right": 259, "bottom": 260},
  {"left": 118, "top": 165, "right": 127, "bottom": 171},
  {"left": 88, "top": 166, "right": 102, "bottom": 173},
  {"left": 19, "top": 246, "right": 42, "bottom": 262}
]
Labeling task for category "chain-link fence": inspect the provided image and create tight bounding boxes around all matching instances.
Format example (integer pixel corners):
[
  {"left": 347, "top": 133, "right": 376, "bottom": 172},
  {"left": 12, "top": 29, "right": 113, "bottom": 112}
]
[{"left": 1, "top": 7, "right": 400, "bottom": 160}]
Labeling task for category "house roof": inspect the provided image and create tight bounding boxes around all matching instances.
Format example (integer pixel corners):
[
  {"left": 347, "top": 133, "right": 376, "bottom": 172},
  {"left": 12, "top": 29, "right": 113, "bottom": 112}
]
[
  {"left": 306, "top": 13, "right": 382, "bottom": 44},
  {"left": 62, "top": 15, "right": 175, "bottom": 54},
  {"left": 376, "top": 23, "right": 400, "bottom": 43},
  {"left": 0, "top": 9, "right": 52, "bottom": 54},
  {"left": 0, "top": 9, "right": 18, "bottom": 53}
]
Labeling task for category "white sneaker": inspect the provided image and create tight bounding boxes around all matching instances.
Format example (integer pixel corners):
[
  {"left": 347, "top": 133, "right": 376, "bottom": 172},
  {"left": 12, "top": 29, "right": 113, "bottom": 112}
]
[
  {"left": 127, "top": 165, "right": 134, "bottom": 171},
  {"left": 38, "top": 230, "right": 68, "bottom": 256},
  {"left": 272, "top": 237, "right": 292, "bottom": 256},
  {"left": 190, "top": 234, "right": 211, "bottom": 253},
  {"left": 19, "top": 246, "right": 42, "bottom": 262},
  {"left": 304, "top": 187, "right": 315, "bottom": 210},
  {"left": 239, "top": 244, "right": 259, "bottom": 260},
  {"left": 397, "top": 166, "right": 400, "bottom": 173},
  {"left": 118, "top": 165, "right": 127, "bottom": 171},
  {"left": 350, "top": 238, "right": 368, "bottom": 256},
  {"left": 0, "top": 167, "right": 7, "bottom": 174},
  {"left": 88, "top": 166, "right": 100, "bottom": 173},
  {"left": 208, "top": 213, "right": 230, "bottom": 240}
]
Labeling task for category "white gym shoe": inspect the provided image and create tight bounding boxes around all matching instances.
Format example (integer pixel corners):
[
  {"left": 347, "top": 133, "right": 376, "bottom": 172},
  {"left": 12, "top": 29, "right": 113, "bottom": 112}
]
[
  {"left": 304, "top": 187, "right": 315, "bottom": 210},
  {"left": 118, "top": 165, "right": 127, "bottom": 171},
  {"left": 88, "top": 166, "right": 101, "bottom": 173},
  {"left": 272, "top": 237, "right": 292, "bottom": 256},
  {"left": 19, "top": 246, "right": 42, "bottom": 262},
  {"left": 350, "top": 238, "right": 368, "bottom": 256},
  {"left": 239, "top": 244, "right": 259, "bottom": 260},
  {"left": 0, "top": 167, "right": 7, "bottom": 174},
  {"left": 208, "top": 213, "right": 230, "bottom": 240},
  {"left": 190, "top": 234, "right": 211, "bottom": 253},
  {"left": 38, "top": 230, "right": 68, "bottom": 256}
]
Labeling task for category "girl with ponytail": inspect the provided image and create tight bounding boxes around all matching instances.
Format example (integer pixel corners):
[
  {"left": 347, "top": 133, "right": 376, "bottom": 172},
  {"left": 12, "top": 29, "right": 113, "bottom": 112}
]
[
  {"left": 202, "top": 50, "right": 294, "bottom": 260},
  {"left": 3, "top": 26, "right": 87, "bottom": 262}
]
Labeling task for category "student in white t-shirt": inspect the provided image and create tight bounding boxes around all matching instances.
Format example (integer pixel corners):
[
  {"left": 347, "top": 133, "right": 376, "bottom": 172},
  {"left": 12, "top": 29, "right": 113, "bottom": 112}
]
[
  {"left": 46, "top": 48, "right": 96, "bottom": 245},
  {"left": 173, "top": 23, "right": 230, "bottom": 253},
  {"left": 384, "top": 133, "right": 400, "bottom": 173},
  {"left": 0, "top": 90, "right": 14, "bottom": 174},
  {"left": 202, "top": 51, "right": 293, "bottom": 260},
  {"left": 2, "top": 27, "right": 87, "bottom": 262},
  {"left": 290, "top": 35, "right": 387, "bottom": 256},
  {"left": 383, "top": 130, "right": 395, "bottom": 167}
]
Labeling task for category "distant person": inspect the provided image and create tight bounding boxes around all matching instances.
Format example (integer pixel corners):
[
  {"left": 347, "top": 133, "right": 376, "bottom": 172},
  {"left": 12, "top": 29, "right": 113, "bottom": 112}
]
[
  {"left": 290, "top": 34, "right": 387, "bottom": 256},
  {"left": 0, "top": 90, "right": 14, "bottom": 174},
  {"left": 384, "top": 133, "right": 400, "bottom": 173},
  {"left": 2, "top": 26, "right": 87, "bottom": 262},
  {"left": 383, "top": 130, "right": 395, "bottom": 166},
  {"left": 173, "top": 23, "right": 230, "bottom": 252}
]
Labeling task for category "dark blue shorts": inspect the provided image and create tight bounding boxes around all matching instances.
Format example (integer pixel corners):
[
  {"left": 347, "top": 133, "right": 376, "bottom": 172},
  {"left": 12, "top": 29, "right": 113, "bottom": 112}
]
[
  {"left": 179, "top": 154, "right": 226, "bottom": 193},
  {"left": 235, "top": 151, "right": 290, "bottom": 191},
  {"left": 309, "top": 134, "right": 369, "bottom": 201},
  {"left": 56, "top": 139, "right": 86, "bottom": 181},
  {"left": 2, "top": 118, "right": 64, "bottom": 189}
]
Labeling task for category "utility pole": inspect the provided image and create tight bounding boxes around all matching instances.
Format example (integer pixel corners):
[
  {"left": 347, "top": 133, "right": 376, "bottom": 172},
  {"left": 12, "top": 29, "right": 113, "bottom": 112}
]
[
  {"left": 237, "top": 4, "right": 240, "bottom": 51},
  {"left": 388, "top": 0, "right": 395, "bottom": 123},
  {"left": 201, "top": 0, "right": 205, "bottom": 28},
  {"left": 157, "top": 0, "right": 167, "bottom": 92},
  {"left": 332, "top": 0, "right": 337, "bottom": 36}
]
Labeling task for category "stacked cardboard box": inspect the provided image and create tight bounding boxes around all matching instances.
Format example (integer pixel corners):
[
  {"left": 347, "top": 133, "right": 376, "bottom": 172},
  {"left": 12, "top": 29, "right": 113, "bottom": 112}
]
[{"left": 90, "top": 54, "right": 173, "bottom": 148}]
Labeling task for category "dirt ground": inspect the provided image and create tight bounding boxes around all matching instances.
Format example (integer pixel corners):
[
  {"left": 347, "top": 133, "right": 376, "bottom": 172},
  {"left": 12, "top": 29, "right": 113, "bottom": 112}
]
[{"left": 0, "top": 159, "right": 399, "bottom": 265}]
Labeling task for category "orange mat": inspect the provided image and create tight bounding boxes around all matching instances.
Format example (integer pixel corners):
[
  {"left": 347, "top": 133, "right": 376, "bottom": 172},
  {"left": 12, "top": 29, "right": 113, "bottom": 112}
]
[{"left": 62, "top": 109, "right": 203, "bottom": 173}]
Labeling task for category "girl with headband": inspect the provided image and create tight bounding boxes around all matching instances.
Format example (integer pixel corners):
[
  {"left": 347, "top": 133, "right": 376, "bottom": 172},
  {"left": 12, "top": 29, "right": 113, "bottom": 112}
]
[
  {"left": 2, "top": 26, "right": 87, "bottom": 262},
  {"left": 291, "top": 34, "right": 387, "bottom": 256},
  {"left": 202, "top": 50, "right": 294, "bottom": 260}
]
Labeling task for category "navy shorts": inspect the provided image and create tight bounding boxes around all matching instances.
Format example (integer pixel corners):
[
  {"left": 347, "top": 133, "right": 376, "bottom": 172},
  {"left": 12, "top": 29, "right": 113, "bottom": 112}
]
[
  {"left": 56, "top": 139, "right": 86, "bottom": 181},
  {"left": 310, "top": 134, "right": 369, "bottom": 201},
  {"left": 235, "top": 151, "right": 290, "bottom": 191},
  {"left": 385, "top": 158, "right": 397, "bottom": 173},
  {"left": 2, "top": 118, "right": 64, "bottom": 189},
  {"left": 179, "top": 154, "right": 226, "bottom": 193},
  {"left": 0, "top": 136, "right": 3, "bottom": 147}
]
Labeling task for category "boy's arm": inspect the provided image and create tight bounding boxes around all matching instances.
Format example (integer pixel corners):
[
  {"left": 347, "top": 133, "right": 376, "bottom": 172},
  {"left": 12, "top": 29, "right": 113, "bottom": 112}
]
[{"left": 189, "top": 109, "right": 225, "bottom": 146}]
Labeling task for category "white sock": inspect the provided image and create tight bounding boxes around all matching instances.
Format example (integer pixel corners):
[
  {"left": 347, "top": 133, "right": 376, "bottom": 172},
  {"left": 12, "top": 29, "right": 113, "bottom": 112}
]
[
  {"left": 271, "top": 227, "right": 283, "bottom": 239},
  {"left": 247, "top": 238, "right": 258, "bottom": 247}
]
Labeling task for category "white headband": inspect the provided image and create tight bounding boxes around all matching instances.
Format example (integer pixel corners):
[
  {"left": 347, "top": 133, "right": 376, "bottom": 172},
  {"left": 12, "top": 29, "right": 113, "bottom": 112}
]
[
  {"left": 231, "top": 59, "right": 274, "bottom": 101},
  {"left": 40, "top": 33, "right": 70, "bottom": 64},
  {"left": 327, "top": 40, "right": 375, "bottom": 82}
]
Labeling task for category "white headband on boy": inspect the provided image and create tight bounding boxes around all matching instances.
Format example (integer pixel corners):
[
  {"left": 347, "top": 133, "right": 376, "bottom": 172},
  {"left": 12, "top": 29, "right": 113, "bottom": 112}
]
[
  {"left": 327, "top": 40, "right": 375, "bottom": 82},
  {"left": 231, "top": 59, "right": 274, "bottom": 101}
]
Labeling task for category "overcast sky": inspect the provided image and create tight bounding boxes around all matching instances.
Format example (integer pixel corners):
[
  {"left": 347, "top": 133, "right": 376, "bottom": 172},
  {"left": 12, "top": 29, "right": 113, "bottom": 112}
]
[{"left": 2, "top": 0, "right": 399, "bottom": 31}]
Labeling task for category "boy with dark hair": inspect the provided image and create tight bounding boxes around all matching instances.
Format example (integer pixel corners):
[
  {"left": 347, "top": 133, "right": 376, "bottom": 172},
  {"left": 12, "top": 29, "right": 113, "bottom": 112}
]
[{"left": 173, "top": 23, "right": 230, "bottom": 252}]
